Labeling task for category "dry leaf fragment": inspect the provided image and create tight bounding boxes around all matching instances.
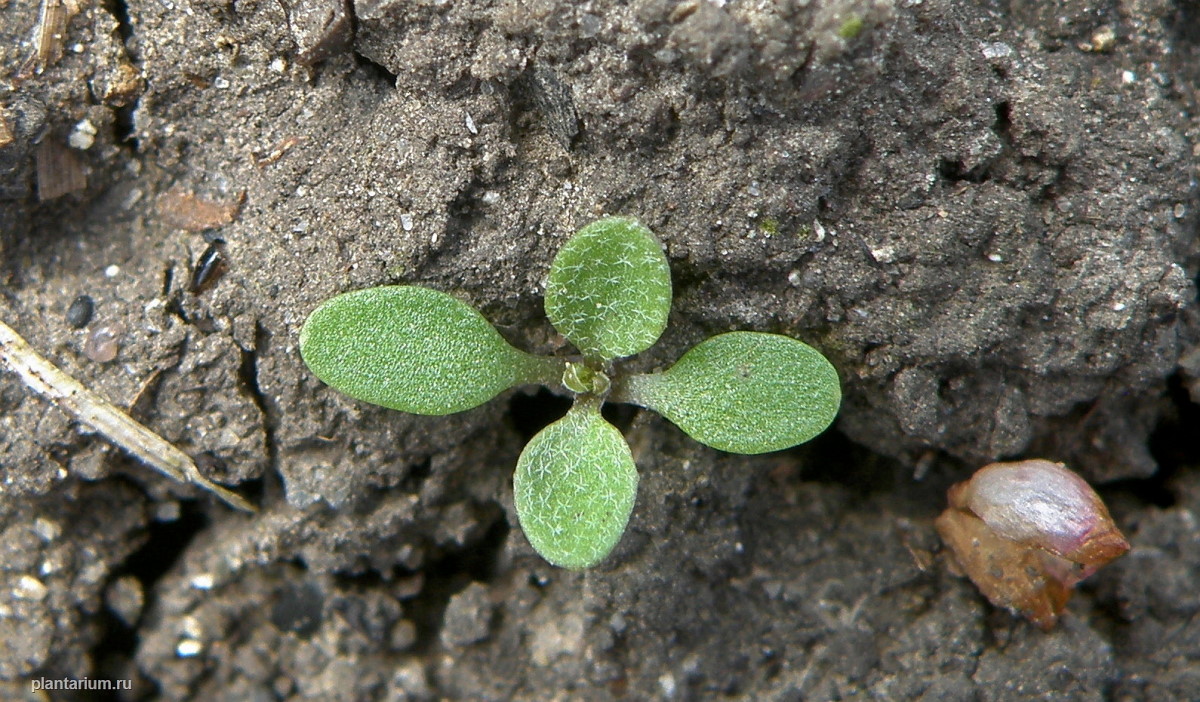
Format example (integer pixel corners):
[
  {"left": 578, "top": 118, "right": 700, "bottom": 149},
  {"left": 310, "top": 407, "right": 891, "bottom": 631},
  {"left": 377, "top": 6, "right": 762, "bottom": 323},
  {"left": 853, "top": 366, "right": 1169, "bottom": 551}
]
[
  {"left": 157, "top": 187, "right": 245, "bottom": 232},
  {"left": 0, "top": 107, "right": 14, "bottom": 148},
  {"left": 35, "top": 139, "right": 88, "bottom": 201},
  {"left": 253, "top": 136, "right": 303, "bottom": 167},
  {"left": 935, "top": 459, "right": 1129, "bottom": 630}
]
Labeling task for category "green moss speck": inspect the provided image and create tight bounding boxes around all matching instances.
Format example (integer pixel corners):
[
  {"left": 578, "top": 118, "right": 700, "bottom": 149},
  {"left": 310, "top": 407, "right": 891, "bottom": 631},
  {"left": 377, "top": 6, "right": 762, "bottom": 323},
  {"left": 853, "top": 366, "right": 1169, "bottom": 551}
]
[{"left": 838, "top": 14, "right": 865, "bottom": 40}]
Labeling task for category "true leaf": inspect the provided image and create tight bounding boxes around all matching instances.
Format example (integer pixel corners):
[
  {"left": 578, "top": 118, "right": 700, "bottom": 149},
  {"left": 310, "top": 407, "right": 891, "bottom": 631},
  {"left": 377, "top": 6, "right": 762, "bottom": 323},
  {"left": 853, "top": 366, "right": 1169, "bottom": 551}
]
[
  {"left": 544, "top": 217, "right": 671, "bottom": 361},
  {"left": 619, "top": 332, "right": 840, "bottom": 454},
  {"left": 514, "top": 401, "right": 638, "bottom": 569},
  {"left": 299, "top": 286, "right": 560, "bottom": 415}
]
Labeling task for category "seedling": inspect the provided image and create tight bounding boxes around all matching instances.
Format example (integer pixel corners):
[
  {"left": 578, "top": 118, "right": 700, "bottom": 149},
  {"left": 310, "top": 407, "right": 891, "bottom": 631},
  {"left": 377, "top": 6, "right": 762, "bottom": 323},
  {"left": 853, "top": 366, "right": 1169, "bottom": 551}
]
[{"left": 300, "top": 217, "right": 841, "bottom": 569}]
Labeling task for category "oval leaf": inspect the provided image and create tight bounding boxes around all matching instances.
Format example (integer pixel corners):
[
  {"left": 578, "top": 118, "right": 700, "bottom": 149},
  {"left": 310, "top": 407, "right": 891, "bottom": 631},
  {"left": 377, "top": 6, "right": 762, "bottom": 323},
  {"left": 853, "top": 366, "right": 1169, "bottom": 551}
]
[
  {"left": 622, "top": 332, "right": 840, "bottom": 454},
  {"left": 514, "top": 402, "right": 638, "bottom": 569},
  {"left": 300, "top": 286, "right": 558, "bottom": 415},
  {"left": 544, "top": 217, "right": 672, "bottom": 360}
]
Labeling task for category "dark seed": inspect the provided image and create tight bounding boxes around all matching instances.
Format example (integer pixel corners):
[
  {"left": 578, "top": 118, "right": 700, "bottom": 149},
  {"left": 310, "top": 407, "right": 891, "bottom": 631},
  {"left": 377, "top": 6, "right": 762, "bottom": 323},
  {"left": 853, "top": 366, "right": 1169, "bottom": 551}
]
[
  {"left": 190, "top": 239, "right": 227, "bottom": 294},
  {"left": 65, "top": 295, "right": 94, "bottom": 328}
]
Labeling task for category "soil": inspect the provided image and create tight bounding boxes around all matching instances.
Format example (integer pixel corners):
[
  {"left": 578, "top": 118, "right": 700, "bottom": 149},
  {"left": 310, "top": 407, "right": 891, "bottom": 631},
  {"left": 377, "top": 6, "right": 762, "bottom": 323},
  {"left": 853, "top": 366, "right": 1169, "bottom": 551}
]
[{"left": 2, "top": 0, "right": 1199, "bottom": 700}]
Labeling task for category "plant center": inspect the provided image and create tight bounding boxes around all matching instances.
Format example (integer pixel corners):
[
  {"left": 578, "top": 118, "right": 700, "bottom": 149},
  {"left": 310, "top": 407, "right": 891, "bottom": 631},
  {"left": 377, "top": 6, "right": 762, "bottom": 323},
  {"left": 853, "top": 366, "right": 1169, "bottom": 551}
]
[{"left": 562, "top": 361, "right": 611, "bottom": 396}]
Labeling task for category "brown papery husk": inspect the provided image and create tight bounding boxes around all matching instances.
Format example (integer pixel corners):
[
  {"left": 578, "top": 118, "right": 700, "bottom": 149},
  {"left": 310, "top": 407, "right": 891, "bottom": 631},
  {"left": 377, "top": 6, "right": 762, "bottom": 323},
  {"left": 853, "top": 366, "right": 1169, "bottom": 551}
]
[{"left": 936, "top": 507, "right": 1072, "bottom": 631}]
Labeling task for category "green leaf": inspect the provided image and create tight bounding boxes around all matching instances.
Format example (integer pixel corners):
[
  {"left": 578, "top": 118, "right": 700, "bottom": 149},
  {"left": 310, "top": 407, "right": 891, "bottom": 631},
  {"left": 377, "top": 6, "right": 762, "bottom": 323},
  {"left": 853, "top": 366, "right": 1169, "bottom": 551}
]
[
  {"left": 544, "top": 217, "right": 672, "bottom": 361},
  {"left": 514, "top": 401, "right": 638, "bottom": 569},
  {"left": 619, "top": 332, "right": 841, "bottom": 454},
  {"left": 300, "top": 286, "right": 560, "bottom": 415}
]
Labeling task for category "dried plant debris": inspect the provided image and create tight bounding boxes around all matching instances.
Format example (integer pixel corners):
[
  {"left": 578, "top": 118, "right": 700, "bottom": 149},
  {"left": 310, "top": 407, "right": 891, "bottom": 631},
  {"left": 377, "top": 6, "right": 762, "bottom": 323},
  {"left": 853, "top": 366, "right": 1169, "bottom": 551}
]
[
  {"left": 523, "top": 65, "right": 580, "bottom": 149},
  {"left": 0, "top": 319, "right": 254, "bottom": 511},
  {"left": 34, "top": 139, "right": 87, "bottom": 201},
  {"left": 935, "top": 460, "right": 1129, "bottom": 630},
  {"left": 253, "top": 136, "right": 304, "bottom": 167},
  {"left": 18, "top": 0, "right": 84, "bottom": 77},
  {"left": 157, "top": 187, "right": 246, "bottom": 232},
  {"left": 0, "top": 108, "right": 13, "bottom": 149}
]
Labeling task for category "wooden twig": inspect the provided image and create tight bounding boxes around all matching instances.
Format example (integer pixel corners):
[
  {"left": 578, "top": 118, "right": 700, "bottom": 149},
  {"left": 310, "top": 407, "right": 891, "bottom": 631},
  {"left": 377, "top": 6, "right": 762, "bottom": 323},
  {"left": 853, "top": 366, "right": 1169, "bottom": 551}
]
[{"left": 0, "top": 319, "right": 255, "bottom": 512}]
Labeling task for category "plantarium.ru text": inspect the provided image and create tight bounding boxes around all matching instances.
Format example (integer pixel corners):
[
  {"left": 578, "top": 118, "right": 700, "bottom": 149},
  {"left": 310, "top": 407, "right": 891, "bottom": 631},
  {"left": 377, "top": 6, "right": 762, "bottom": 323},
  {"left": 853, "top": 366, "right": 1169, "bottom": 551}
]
[{"left": 299, "top": 217, "right": 841, "bottom": 569}]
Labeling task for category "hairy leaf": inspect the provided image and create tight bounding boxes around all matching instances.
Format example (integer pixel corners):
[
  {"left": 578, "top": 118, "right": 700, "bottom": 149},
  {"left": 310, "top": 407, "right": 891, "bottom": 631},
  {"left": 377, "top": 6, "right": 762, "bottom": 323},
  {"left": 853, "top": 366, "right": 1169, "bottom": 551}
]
[
  {"left": 544, "top": 217, "right": 671, "bottom": 361},
  {"left": 619, "top": 332, "right": 840, "bottom": 454},
  {"left": 514, "top": 402, "right": 638, "bottom": 569},
  {"left": 300, "top": 286, "right": 560, "bottom": 415}
]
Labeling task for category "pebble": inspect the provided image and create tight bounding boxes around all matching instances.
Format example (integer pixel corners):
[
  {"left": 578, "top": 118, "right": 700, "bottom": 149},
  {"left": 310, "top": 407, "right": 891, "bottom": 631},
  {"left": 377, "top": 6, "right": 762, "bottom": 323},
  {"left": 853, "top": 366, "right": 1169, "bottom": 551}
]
[
  {"left": 84, "top": 324, "right": 123, "bottom": 362},
  {"left": 105, "top": 575, "right": 145, "bottom": 627}
]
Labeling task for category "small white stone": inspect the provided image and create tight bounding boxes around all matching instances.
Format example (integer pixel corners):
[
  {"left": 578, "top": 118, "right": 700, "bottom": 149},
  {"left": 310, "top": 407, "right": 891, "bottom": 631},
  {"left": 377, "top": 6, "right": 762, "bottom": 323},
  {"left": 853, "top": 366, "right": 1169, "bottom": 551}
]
[
  {"left": 104, "top": 265, "right": 120, "bottom": 278},
  {"left": 1112, "top": 302, "right": 1127, "bottom": 311},
  {"left": 654, "top": 48, "right": 678, "bottom": 63},
  {"left": 1121, "top": 70, "right": 1137, "bottom": 84},
  {"left": 987, "top": 252, "right": 1004, "bottom": 262},
  {"left": 33, "top": 518, "right": 61, "bottom": 542},
  {"left": 176, "top": 639, "right": 203, "bottom": 657},
  {"left": 1174, "top": 204, "right": 1186, "bottom": 218},
  {"left": 400, "top": 213, "right": 414, "bottom": 232},
  {"left": 658, "top": 673, "right": 677, "bottom": 698},
  {"left": 269, "top": 57, "right": 287, "bottom": 73},
  {"left": 213, "top": 76, "right": 231, "bottom": 89},
  {"left": 190, "top": 573, "right": 215, "bottom": 590},
  {"left": 68, "top": 119, "right": 98, "bottom": 150},
  {"left": 15, "top": 575, "right": 47, "bottom": 601},
  {"left": 981, "top": 42, "right": 1012, "bottom": 60},
  {"left": 813, "top": 220, "right": 827, "bottom": 242},
  {"left": 465, "top": 114, "right": 478, "bottom": 135},
  {"left": 481, "top": 191, "right": 500, "bottom": 205},
  {"left": 871, "top": 245, "right": 896, "bottom": 263}
]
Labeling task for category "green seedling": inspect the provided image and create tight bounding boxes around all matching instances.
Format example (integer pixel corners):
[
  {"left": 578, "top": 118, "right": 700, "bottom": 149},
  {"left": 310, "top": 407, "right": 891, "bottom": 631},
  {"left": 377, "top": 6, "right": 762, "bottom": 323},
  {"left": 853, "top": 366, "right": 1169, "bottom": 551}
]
[{"left": 300, "top": 217, "right": 841, "bottom": 569}]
